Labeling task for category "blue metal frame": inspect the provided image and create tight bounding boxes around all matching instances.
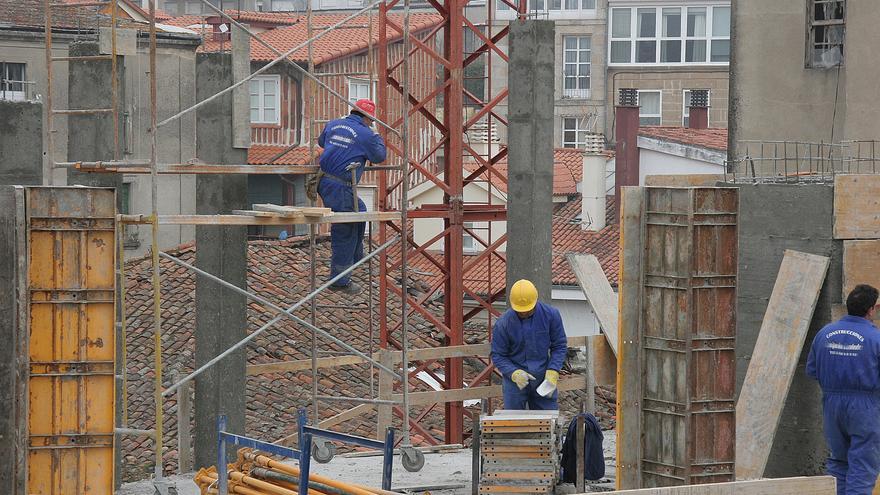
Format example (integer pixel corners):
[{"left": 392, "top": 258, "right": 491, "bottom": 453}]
[
  {"left": 217, "top": 414, "right": 312, "bottom": 495},
  {"left": 298, "top": 409, "right": 396, "bottom": 490}
]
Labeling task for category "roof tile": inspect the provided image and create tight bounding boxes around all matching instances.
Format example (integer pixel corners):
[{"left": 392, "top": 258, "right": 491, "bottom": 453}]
[{"left": 638, "top": 126, "right": 728, "bottom": 152}]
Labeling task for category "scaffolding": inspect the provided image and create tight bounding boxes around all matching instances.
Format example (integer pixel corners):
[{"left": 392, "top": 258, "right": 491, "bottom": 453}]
[{"left": 40, "top": 0, "right": 542, "bottom": 489}]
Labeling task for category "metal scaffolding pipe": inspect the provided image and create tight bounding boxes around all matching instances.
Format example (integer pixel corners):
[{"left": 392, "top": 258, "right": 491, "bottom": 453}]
[{"left": 160, "top": 235, "right": 403, "bottom": 397}]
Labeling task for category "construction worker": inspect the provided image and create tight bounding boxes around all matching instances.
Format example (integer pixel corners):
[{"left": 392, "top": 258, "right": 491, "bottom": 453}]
[
  {"left": 807, "top": 284, "right": 880, "bottom": 495},
  {"left": 490, "top": 279, "right": 568, "bottom": 410},
  {"left": 316, "top": 99, "right": 387, "bottom": 295}
]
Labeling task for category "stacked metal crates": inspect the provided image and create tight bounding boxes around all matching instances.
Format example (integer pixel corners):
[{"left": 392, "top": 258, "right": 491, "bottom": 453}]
[{"left": 478, "top": 412, "right": 560, "bottom": 494}]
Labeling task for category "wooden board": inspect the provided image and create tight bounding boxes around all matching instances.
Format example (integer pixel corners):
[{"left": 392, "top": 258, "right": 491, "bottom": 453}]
[
  {"left": 842, "top": 240, "right": 880, "bottom": 301},
  {"left": 643, "top": 174, "right": 724, "bottom": 187},
  {"left": 735, "top": 250, "right": 830, "bottom": 480},
  {"left": 834, "top": 175, "right": 880, "bottom": 239},
  {"left": 594, "top": 476, "right": 836, "bottom": 494},
  {"left": 567, "top": 253, "right": 619, "bottom": 356},
  {"left": 392, "top": 376, "right": 587, "bottom": 406},
  {"left": 275, "top": 403, "right": 373, "bottom": 446},
  {"left": 143, "top": 211, "right": 401, "bottom": 226},
  {"left": 616, "top": 187, "right": 644, "bottom": 490}
]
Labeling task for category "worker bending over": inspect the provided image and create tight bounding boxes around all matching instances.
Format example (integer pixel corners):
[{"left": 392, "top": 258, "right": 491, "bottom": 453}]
[
  {"left": 490, "top": 279, "right": 568, "bottom": 410},
  {"left": 807, "top": 284, "right": 880, "bottom": 495},
  {"left": 316, "top": 99, "right": 387, "bottom": 295}
]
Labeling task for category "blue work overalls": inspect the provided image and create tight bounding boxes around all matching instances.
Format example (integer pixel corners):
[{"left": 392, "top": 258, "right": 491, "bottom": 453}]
[
  {"left": 490, "top": 302, "right": 568, "bottom": 410},
  {"left": 807, "top": 315, "right": 880, "bottom": 495},
  {"left": 317, "top": 114, "right": 386, "bottom": 287}
]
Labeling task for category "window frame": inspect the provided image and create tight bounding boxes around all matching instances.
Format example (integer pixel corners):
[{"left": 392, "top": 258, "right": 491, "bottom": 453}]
[
  {"left": 0, "top": 62, "right": 27, "bottom": 102},
  {"left": 562, "top": 35, "right": 591, "bottom": 99},
  {"left": 249, "top": 74, "right": 281, "bottom": 125},
  {"left": 347, "top": 77, "right": 375, "bottom": 104},
  {"left": 463, "top": 221, "right": 490, "bottom": 253},
  {"left": 682, "top": 89, "right": 710, "bottom": 126},
  {"left": 638, "top": 90, "right": 662, "bottom": 126},
  {"left": 608, "top": 4, "right": 731, "bottom": 67},
  {"left": 497, "top": 0, "right": 597, "bottom": 19},
  {"left": 562, "top": 116, "right": 590, "bottom": 148},
  {"left": 805, "top": 0, "right": 845, "bottom": 68}
]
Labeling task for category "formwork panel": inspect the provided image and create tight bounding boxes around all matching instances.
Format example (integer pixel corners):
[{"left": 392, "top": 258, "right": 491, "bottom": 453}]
[
  {"left": 640, "top": 187, "right": 737, "bottom": 488},
  {"left": 24, "top": 187, "right": 116, "bottom": 495}
]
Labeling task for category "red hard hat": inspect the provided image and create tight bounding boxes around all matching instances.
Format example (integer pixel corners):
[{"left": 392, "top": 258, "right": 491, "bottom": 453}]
[{"left": 354, "top": 98, "right": 376, "bottom": 119}]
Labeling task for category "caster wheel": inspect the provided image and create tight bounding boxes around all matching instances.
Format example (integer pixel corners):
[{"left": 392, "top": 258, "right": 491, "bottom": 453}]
[
  {"left": 401, "top": 446, "right": 425, "bottom": 472},
  {"left": 312, "top": 439, "right": 337, "bottom": 464}
]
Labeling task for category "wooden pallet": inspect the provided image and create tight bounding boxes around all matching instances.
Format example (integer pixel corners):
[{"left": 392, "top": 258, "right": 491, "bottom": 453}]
[{"left": 479, "top": 414, "right": 560, "bottom": 495}]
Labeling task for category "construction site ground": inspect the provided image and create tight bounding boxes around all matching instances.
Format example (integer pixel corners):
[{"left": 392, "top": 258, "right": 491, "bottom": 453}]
[{"left": 118, "top": 430, "right": 617, "bottom": 495}]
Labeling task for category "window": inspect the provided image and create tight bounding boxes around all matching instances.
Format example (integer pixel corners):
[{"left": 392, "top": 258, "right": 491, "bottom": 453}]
[
  {"left": 463, "top": 222, "right": 489, "bottom": 252},
  {"left": 638, "top": 90, "right": 661, "bottom": 125},
  {"left": 682, "top": 89, "right": 710, "bottom": 126},
  {"left": 347, "top": 78, "right": 374, "bottom": 104},
  {"left": 249, "top": 75, "right": 280, "bottom": 124},
  {"left": 498, "top": 0, "right": 595, "bottom": 15},
  {"left": 609, "top": 5, "right": 730, "bottom": 65},
  {"left": 562, "top": 117, "right": 590, "bottom": 148},
  {"left": 807, "top": 0, "right": 845, "bottom": 68},
  {"left": 562, "top": 36, "right": 591, "bottom": 98},
  {"left": 1, "top": 62, "right": 26, "bottom": 101}
]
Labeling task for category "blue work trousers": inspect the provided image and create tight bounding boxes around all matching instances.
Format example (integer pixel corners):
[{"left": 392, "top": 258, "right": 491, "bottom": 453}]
[
  {"left": 823, "top": 393, "right": 880, "bottom": 495},
  {"left": 502, "top": 373, "right": 558, "bottom": 410},
  {"left": 318, "top": 177, "right": 366, "bottom": 287}
]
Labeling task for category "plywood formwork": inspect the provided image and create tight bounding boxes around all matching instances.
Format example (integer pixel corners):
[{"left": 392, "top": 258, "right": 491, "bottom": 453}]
[
  {"left": 639, "top": 187, "right": 738, "bottom": 488},
  {"left": 594, "top": 476, "right": 836, "bottom": 494},
  {"left": 842, "top": 240, "right": 880, "bottom": 301},
  {"left": 834, "top": 175, "right": 880, "bottom": 239}
]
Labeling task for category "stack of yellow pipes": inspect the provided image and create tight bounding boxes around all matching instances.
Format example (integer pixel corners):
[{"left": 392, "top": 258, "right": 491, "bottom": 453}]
[{"left": 194, "top": 448, "right": 398, "bottom": 495}]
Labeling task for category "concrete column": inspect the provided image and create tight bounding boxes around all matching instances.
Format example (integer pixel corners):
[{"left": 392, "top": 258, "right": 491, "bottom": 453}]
[
  {"left": 0, "top": 102, "right": 43, "bottom": 185},
  {"left": 505, "top": 20, "right": 555, "bottom": 302},
  {"left": 614, "top": 89, "right": 639, "bottom": 209},
  {"left": 193, "top": 53, "right": 249, "bottom": 469},
  {"left": 66, "top": 41, "right": 123, "bottom": 195}
]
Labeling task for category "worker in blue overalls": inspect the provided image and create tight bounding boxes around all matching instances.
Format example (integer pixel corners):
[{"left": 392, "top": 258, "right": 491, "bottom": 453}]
[
  {"left": 807, "top": 284, "right": 880, "bottom": 495},
  {"left": 317, "top": 99, "right": 386, "bottom": 295},
  {"left": 490, "top": 279, "right": 568, "bottom": 410}
]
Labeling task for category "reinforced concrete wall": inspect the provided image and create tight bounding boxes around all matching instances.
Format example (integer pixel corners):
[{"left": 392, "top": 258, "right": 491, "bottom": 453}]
[
  {"left": 506, "top": 20, "right": 555, "bottom": 302},
  {"left": 734, "top": 183, "right": 841, "bottom": 476},
  {"left": 0, "top": 102, "right": 42, "bottom": 186}
]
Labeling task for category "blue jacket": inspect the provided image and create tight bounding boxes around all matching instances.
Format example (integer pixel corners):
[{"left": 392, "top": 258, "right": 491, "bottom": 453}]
[
  {"left": 318, "top": 114, "right": 387, "bottom": 183},
  {"left": 807, "top": 315, "right": 880, "bottom": 394},
  {"left": 490, "top": 302, "right": 568, "bottom": 379}
]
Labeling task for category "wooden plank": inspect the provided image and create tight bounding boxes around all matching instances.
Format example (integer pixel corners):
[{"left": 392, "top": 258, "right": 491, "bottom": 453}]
[
  {"left": 247, "top": 354, "right": 367, "bottom": 376},
  {"left": 590, "top": 335, "right": 616, "bottom": 387},
  {"left": 143, "top": 211, "right": 401, "bottom": 226},
  {"left": 834, "top": 175, "right": 880, "bottom": 239},
  {"left": 842, "top": 240, "right": 880, "bottom": 301},
  {"left": 253, "top": 203, "right": 307, "bottom": 216},
  {"left": 567, "top": 254, "right": 619, "bottom": 356},
  {"left": 736, "top": 250, "right": 830, "bottom": 480},
  {"left": 392, "top": 376, "right": 587, "bottom": 406},
  {"left": 594, "top": 476, "right": 836, "bottom": 494},
  {"left": 643, "top": 174, "right": 724, "bottom": 187},
  {"left": 617, "top": 186, "right": 644, "bottom": 490},
  {"left": 275, "top": 403, "right": 373, "bottom": 446},
  {"left": 376, "top": 350, "right": 393, "bottom": 441},
  {"left": 230, "top": 209, "right": 297, "bottom": 218}
]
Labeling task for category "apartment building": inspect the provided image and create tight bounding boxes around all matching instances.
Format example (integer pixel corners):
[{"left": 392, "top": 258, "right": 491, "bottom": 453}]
[{"left": 605, "top": 0, "right": 730, "bottom": 139}]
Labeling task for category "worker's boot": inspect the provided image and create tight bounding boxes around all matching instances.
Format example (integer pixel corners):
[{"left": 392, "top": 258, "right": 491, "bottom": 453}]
[{"left": 329, "top": 281, "right": 362, "bottom": 296}]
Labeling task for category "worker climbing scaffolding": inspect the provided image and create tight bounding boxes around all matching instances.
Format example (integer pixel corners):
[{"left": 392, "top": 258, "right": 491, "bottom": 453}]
[{"left": 313, "top": 98, "right": 387, "bottom": 295}]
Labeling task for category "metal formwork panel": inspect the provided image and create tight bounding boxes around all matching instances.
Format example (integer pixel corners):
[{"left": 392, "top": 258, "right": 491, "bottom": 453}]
[
  {"left": 640, "top": 187, "right": 737, "bottom": 488},
  {"left": 25, "top": 188, "right": 116, "bottom": 495}
]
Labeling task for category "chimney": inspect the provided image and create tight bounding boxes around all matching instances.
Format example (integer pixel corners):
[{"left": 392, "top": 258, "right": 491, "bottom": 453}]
[
  {"left": 581, "top": 151, "right": 607, "bottom": 232},
  {"left": 688, "top": 89, "right": 709, "bottom": 130},
  {"left": 614, "top": 88, "right": 640, "bottom": 210}
]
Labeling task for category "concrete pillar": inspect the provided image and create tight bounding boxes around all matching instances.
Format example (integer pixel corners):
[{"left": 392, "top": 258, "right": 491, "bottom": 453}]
[
  {"left": 193, "top": 53, "right": 248, "bottom": 469},
  {"left": 66, "top": 41, "right": 123, "bottom": 195},
  {"left": 614, "top": 89, "right": 640, "bottom": 209},
  {"left": 0, "top": 102, "right": 43, "bottom": 185},
  {"left": 505, "top": 20, "right": 555, "bottom": 303},
  {"left": 688, "top": 89, "right": 709, "bottom": 130}
]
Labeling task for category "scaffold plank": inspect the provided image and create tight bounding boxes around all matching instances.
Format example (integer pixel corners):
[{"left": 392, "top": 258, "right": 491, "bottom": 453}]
[{"left": 117, "top": 211, "right": 400, "bottom": 226}]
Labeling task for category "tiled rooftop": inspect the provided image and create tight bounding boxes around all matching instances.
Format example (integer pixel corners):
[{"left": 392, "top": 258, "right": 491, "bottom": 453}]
[
  {"left": 248, "top": 144, "right": 321, "bottom": 165},
  {"left": 462, "top": 148, "right": 606, "bottom": 197},
  {"left": 638, "top": 126, "right": 728, "bottom": 152}
]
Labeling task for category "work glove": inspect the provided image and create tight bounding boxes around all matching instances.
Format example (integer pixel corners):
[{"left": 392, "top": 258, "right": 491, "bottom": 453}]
[
  {"left": 544, "top": 369, "right": 559, "bottom": 386},
  {"left": 511, "top": 369, "right": 536, "bottom": 390},
  {"left": 537, "top": 370, "right": 559, "bottom": 397}
]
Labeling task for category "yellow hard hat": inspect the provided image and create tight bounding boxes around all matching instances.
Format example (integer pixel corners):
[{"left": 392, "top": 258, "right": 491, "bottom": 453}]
[{"left": 509, "top": 279, "right": 538, "bottom": 312}]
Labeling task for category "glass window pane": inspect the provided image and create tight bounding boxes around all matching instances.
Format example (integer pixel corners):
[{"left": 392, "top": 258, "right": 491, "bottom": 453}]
[
  {"left": 579, "top": 63, "right": 589, "bottom": 75},
  {"left": 565, "top": 37, "right": 577, "bottom": 50},
  {"left": 640, "top": 116, "right": 661, "bottom": 126},
  {"left": 610, "top": 41, "right": 631, "bottom": 63},
  {"left": 533, "top": 0, "right": 544, "bottom": 11},
  {"left": 263, "top": 79, "right": 277, "bottom": 96},
  {"left": 549, "top": 0, "right": 560, "bottom": 10},
  {"left": 249, "top": 79, "right": 260, "bottom": 96},
  {"left": 636, "top": 41, "right": 656, "bottom": 63},
  {"left": 637, "top": 8, "right": 656, "bottom": 38},
  {"left": 564, "top": 0, "right": 577, "bottom": 9},
  {"left": 564, "top": 78, "right": 575, "bottom": 90},
  {"left": 711, "top": 40, "right": 730, "bottom": 62},
  {"left": 264, "top": 108, "right": 276, "bottom": 123},
  {"left": 611, "top": 8, "right": 631, "bottom": 38},
  {"left": 662, "top": 7, "right": 681, "bottom": 37},
  {"left": 564, "top": 65, "right": 576, "bottom": 76},
  {"left": 579, "top": 76, "right": 590, "bottom": 89},
  {"left": 579, "top": 37, "right": 591, "bottom": 50},
  {"left": 250, "top": 108, "right": 260, "bottom": 122},
  {"left": 687, "top": 7, "right": 707, "bottom": 37},
  {"left": 661, "top": 40, "right": 681, "bottom": 62},
  {"left": 581, "top": 0, "right": 594, "bottom": 8},
  {"left": 250, "top": 94, "right": 260, "bottom": 108},
  {"left": 712, "top": 6, "right": 730, "bottom": 37},
  {"left": 263, "top": 94, "right": 275, "bottom": 109},
  {"left": 686, "top": 40, "right": 707, "bottom": 62},
  {"left": 639, "top": 91, "right": 660, "bottom": 114}
]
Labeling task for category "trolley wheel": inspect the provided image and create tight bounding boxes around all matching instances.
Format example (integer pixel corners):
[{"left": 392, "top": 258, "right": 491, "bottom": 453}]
[
  {"left": 401, "top": 446, "right": 425, "bottom": 472},
  {"left": 312, "top": 439, "right": 337, "bottom": 464}
]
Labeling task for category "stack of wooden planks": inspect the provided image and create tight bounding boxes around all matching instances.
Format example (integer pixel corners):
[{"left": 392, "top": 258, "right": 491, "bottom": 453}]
[
  {"left": 478, "top": 413, "right": 560, "bottom": 495},
  {"left": 232, "top": 203, "right": 333, "bottom": 219}
]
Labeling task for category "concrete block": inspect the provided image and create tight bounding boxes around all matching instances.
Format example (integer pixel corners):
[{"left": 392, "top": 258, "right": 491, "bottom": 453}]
[
  {"left": 99, "top": 27, "right": 137, "bottom": 56},
  {"left": 231, "top": 24, "right": 251, "bottom": 149},
  {"left": 0, "top": 101, "right": 43, "bottom": 186}
]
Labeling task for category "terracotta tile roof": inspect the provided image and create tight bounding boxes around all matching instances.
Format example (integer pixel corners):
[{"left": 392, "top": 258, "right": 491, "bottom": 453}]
[
  {"left": 406, "top": 195, "right": 619, "bottom": 293},
  {"left": 212, "top": 9, "right": 301, "bottom": 25},
  {"left": 121, "top": 235, "right": 613, "bottom": 481},
  {"left": 462, "top": 148, "right": 595, "bottom": 197},
  {"left": 248, "top": 144, "right": 321, "bottom": 165},
  {"left": 638, "top": 126, "right": 728, "bottom": 152},
  {"left": 200, "top": 13, "right": 443, "bottom": 64}
]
